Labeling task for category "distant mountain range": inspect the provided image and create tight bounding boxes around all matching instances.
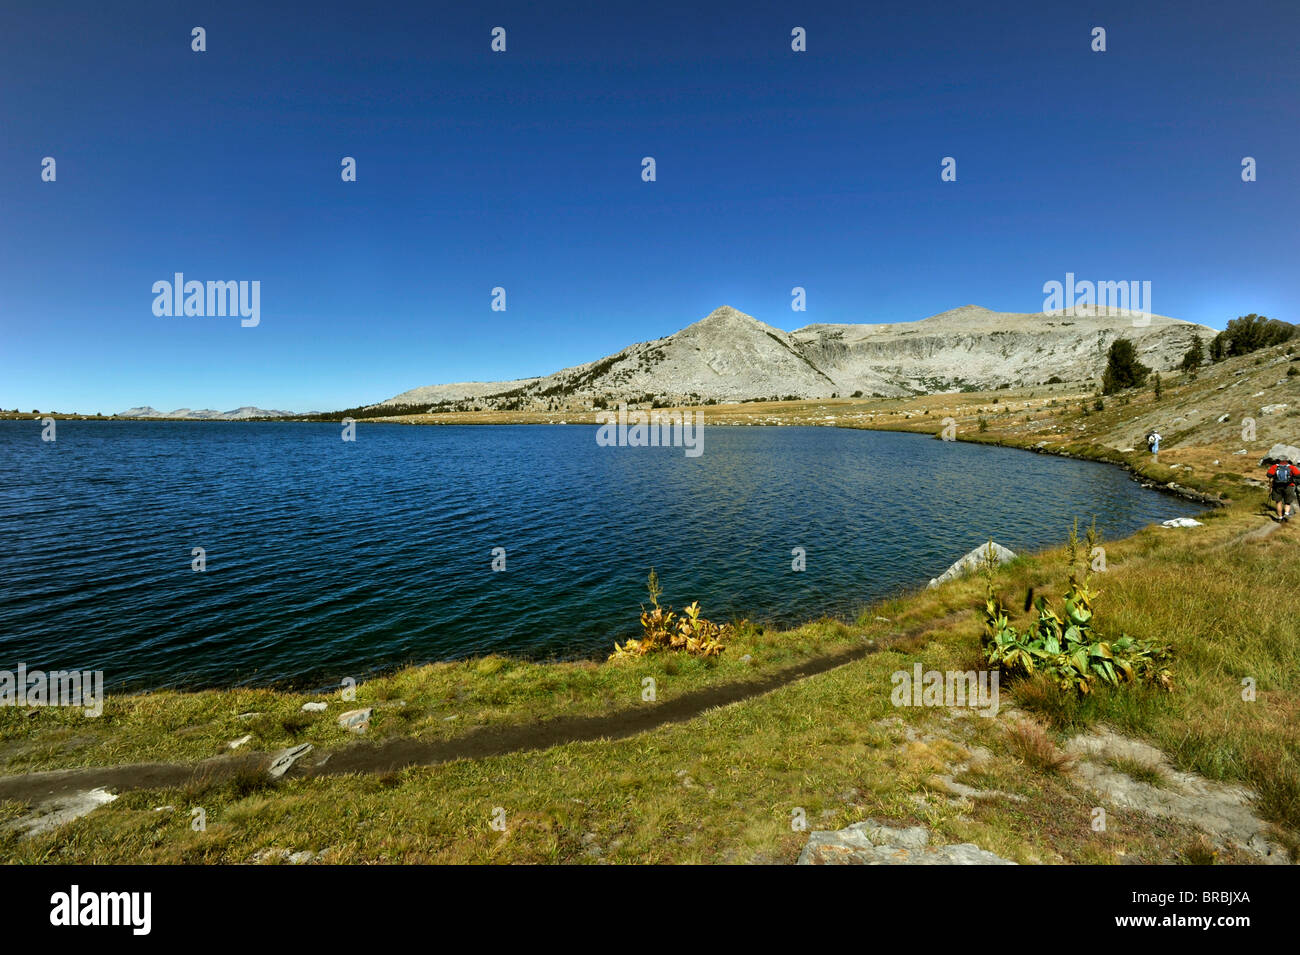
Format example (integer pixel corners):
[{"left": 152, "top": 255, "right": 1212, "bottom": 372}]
[
  {"left": 373, "top": 304, "right": 1216, "bottom": 413},
  {"left": 116, "top": 406, "right": 300, "bottom": 420}
]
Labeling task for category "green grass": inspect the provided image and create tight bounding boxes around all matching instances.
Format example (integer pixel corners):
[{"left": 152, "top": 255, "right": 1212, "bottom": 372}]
[
  {"left": 1107, "top": 756, "right": 1168, "bottom": 788},
  {"left": 4, "top": 365, "right": 1298, "bottom": 863},
  {"left": 0, "top": 616, "right": 873, "bottom": 775}
]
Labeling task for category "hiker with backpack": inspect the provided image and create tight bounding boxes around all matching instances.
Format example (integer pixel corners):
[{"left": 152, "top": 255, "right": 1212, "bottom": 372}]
[
  {"left": 1146, "top": 430, "right": 1161, "bottom": 455},
  {"left": 1267, "top": 456, "right": 1297, "bottom": 522}
]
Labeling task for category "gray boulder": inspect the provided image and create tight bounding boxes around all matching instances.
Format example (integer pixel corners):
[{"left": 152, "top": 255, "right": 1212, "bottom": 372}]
[
  {"left": 5, "top": 787, "right": 119, "bottom": 839},
  {"left": 337, "top": 708, "right": 373, "bottom": 733},
  {"left": 798, "top": 819, "right": 1015, "bottom": 865},
  {"left": 267, "top": 743, "right": 313, "bottom": 780},
  {"left": 928, "top": 542, "right": 1016, "bottom": 589},
  {"left": 1259, "top": 443, "right": 1300, "bottom": 465}
]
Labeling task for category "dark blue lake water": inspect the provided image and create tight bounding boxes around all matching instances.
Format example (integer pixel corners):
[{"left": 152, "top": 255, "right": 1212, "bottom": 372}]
[{"left": 0, "top": 421, "right": 1201, "bottom": 690}]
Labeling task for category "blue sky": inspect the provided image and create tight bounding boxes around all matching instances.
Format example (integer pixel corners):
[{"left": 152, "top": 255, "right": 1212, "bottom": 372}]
[{"left": 1, "top": 0, "right": 1297, "bottom": 413}]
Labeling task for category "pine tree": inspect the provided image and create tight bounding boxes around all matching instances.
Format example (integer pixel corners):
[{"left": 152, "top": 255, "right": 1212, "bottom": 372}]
[{"left": 1101, "top": 339, "right": 1151, "bottom": 395}]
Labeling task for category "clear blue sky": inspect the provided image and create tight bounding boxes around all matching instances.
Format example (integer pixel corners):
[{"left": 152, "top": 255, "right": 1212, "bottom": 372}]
[{"left": 1, "top": 0, "right": 1296, "bottom": 413}]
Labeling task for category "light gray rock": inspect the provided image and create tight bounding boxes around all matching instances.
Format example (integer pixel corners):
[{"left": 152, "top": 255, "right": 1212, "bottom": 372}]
[
  {"left": 251, "top": 847, "right": 291, "bottom": 864},
  {"left": 267, "top": 743, "right": 313, "bottom": 779},
  {"left": 1261, "top": 404, "right": 1288, "bottom": 415},
  {"left": 1259, "top": 443, "right": 1300, "bottom": 465},
  {"left": 301, "top": 701, "right": 328, "bottom": 712},
  {"left": 337, "top": 707, "right": 373, "bottom": 733},
  {"left": 1065, "top": 726, "right": 1288, "bottom": 863},
  {"left": 228, "top": 733, "right": 253, "bottom": 749},
  {"left": 1160, "top": 517, "right": 1203, "bottom": 528},
  {"left": 797, "top": 819, "right": 1015, "bottom": 865},
  {"left": 928, "top": 542, "right": 1016, "bottom": 589},
  {"left": 5, "top": 787, "right": 118, "bottom": 839}
]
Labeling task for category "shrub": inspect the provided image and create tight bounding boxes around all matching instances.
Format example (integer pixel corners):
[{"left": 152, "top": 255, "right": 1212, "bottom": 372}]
[
  {"left": 980, "top": 523, "right": 1174, "bottom": 694},
  {"left": 611, "top": 570, "right": 729, "bottom": 659}
]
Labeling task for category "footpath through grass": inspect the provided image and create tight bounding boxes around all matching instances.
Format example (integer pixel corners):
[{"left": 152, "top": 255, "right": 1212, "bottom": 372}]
[{"left": 2, "top": 497, "right": 1296, "bottom": 863}]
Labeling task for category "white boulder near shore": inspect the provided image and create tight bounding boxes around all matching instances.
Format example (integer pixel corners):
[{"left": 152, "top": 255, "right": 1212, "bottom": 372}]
[
  {"left": 928, "top": 542, "right": 1016, "bottom": 589},
  {"left": 1259, "top": 443, "right": 1300, "bottom": 465}
]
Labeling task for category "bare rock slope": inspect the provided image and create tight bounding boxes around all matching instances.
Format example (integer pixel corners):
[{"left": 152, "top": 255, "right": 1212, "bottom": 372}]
[{"left": 377, "top": 304, "right": 1215, "bottom": 412}]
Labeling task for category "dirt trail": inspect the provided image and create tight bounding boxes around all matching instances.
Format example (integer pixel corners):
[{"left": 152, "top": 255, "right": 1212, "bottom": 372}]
[
  {"left": 0, "top": 619, "right": 967, "bottom": 806},
  {"left": 1230, "top": 517, "right": 1283, "bottom": 545},
  {"left": 307, "top": 643, "right": 877, "bottom": 778}
]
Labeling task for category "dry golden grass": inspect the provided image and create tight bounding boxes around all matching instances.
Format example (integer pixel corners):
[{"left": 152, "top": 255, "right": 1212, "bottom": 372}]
[{"left": 1004, "top": 719, "right": 1077, "bottom": 775}]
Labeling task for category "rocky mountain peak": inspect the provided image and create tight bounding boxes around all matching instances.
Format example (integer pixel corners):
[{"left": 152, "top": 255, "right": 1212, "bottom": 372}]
[{"left": 375, "top": 303, "right": 1219, "bottom": 413}]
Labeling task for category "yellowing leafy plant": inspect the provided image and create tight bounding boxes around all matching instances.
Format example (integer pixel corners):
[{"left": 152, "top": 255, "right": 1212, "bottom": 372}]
[
  {"left": 611, "top": 570, "right": 730, "bottom": 659},
  {"left": 981, "top": 522, "right": 1173, "bottom": 694}
]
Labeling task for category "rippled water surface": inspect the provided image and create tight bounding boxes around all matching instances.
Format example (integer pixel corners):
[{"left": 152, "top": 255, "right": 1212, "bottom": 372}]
[{"left": 0, "top": 421, "right": 1202, "bottom": 689}]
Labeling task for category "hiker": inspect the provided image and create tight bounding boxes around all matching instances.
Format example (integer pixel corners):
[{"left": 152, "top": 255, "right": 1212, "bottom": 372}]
[
  {"left": 1267, "top": 456, "right": 1297, "bottom": 522},
  {"left": 1146, "top": 430, "right": 1161, "bottom": 455}
]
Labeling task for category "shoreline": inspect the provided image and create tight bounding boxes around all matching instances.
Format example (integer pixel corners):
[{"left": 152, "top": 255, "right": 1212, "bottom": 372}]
[
  {"left": 19, "top": 418, "right": 1219, "bottom": 698},
  {"left": 12, "top": 406, "right": 1229, "bottom": 511}
]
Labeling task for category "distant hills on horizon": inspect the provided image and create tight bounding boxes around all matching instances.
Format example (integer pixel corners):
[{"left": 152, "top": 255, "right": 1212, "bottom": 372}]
[{"left": 116, "top": 405, "right": 304, "bottom": 420}]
